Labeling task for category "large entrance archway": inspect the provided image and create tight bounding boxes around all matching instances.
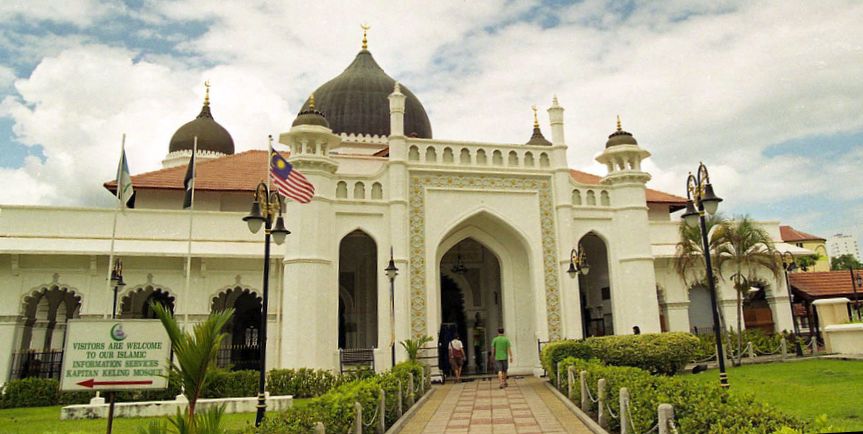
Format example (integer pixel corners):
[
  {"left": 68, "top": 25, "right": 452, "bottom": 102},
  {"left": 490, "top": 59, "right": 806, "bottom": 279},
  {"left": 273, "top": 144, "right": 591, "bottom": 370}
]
[
  {"left": 439, "top": 238, "right": 503, "bottom": 375},
  {"left": 578, "top": 232, "right": 613, "bottom": 338},
  {"left": 212, "top": 287, "right": 261, "bottom": 371},
  {"left": 433, "top": 211, "right": 537, "bottom": 374}
]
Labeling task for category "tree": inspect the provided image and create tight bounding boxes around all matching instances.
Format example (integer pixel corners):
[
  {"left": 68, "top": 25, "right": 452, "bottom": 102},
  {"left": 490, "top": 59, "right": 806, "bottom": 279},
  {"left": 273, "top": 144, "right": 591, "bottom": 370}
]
[
  {"left": 674, "top": 213, "right": 729, "bottom": 331},
  {"left": 795, "top": 254, "right": 820, "bottom": 271},
  {"left": 831, "top": 254, "right": 863, "bottom": 271},
  {"left": 142, "top": 303, "right": 234, "bottom": 434},
  {"left": 714, "top": 216, "right": 779, "bottom": 366}
]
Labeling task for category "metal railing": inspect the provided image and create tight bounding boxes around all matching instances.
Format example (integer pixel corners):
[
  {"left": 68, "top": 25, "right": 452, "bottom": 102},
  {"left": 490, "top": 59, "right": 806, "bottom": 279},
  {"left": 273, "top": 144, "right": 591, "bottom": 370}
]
[
  {"left": 10, "top": 350, "right": 64, "bottom": 380},
  {"left": 216, "top": 344, "right": 260, "bottom": 371}
]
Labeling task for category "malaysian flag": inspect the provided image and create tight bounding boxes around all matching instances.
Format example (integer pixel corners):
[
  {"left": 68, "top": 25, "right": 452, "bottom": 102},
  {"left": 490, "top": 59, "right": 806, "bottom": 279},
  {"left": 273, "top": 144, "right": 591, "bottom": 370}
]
[{"left": 270, "top": 149, "right": 315, "bottom": 203}]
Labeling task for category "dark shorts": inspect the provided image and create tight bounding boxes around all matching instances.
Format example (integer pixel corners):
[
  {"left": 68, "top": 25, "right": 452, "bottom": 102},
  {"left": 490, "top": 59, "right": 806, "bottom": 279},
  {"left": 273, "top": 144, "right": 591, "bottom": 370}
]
[{"left": 495, "top": 359, "right": 509, "bottom": 373}]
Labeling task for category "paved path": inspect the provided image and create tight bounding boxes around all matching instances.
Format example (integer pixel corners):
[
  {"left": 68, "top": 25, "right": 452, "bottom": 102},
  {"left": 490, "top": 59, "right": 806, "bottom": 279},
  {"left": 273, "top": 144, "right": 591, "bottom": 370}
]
[{"left": 399, "top": 376, "right": 592, "bottom": 433}]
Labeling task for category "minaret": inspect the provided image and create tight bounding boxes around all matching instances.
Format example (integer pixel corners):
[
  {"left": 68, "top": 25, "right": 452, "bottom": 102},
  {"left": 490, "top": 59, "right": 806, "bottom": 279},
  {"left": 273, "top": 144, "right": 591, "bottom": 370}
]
[
  {"left": 595, "top": 117, "right": 661, "bottom": 333},
  {"left": 387, "top": 81, "right": 410, "bottom": 364},
  {"left": 278, "top": 94, "right": 342, "bottom": 369},
  {"left": 547, "top": 95, "right": 565, "bottom": 146}
]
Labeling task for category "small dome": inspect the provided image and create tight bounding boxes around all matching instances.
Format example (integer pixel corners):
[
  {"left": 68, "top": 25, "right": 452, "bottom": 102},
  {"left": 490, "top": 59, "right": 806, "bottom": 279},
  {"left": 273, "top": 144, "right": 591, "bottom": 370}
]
[
  {"left": 169, "top": 99, "right": 234, "bottom": 155},
  {"left": 292, "top": 96, "right": 330, "bottom": 128},
  {"left": 526, "top": 126, "right": 552, "bottom": 146},
  {"left": 300, "top": 49, "right": 432, "bottom": 138},
  {"left": 605, "top": 116, "right": 638, "bottom": 148}
]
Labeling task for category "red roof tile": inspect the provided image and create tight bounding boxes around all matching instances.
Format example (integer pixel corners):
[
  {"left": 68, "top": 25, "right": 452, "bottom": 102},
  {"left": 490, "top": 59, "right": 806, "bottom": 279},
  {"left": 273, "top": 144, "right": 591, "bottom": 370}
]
[
  {"left": 790, "top": 270, "right": 863, "bottom": 301},
  {"left": 780, "top": 225, "right": 825, "bottom": 242},
  {"left": 104, "top": 150, "right": 687, "bottom": 207}
]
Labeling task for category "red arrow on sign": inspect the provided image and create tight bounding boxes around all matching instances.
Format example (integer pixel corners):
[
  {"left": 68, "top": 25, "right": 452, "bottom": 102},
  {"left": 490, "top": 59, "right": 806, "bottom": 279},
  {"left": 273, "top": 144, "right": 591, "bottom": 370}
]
[{"left": 77, "top": 378, "right": 154, "bottom": 388}]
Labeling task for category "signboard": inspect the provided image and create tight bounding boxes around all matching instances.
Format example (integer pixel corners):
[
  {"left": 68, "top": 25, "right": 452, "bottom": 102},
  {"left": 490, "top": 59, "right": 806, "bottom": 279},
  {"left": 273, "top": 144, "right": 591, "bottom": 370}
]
[{"left": 60, "top": 319, "right": 171, "bottom": 391}]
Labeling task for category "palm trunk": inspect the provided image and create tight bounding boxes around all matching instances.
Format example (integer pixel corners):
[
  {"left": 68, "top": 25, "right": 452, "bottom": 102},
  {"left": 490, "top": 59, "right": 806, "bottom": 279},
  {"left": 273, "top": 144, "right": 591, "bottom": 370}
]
[{"left": 736, "top": 289, "right": 743, "bottom": 367}]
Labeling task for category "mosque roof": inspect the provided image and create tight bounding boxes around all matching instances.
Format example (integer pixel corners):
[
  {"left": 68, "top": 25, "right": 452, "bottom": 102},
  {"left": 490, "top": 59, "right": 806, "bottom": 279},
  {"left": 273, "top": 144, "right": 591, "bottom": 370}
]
[
  {"left": 780, "top": 225, "right": 825, "bottom": 242},
  {"left": 104, "top": 150, "right": 687, "bottom": 207},
  {"left": 168, "top": 84, "right": 235, "bottom": 155},
  {"left": 297, "top": 45, "right": 432, "bottom": 139}
]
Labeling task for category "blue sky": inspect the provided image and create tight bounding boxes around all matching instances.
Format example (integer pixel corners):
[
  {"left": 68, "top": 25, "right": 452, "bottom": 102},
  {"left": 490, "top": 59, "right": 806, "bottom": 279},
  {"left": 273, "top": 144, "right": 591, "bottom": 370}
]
[{"left": 0, "top": 1, "right": 861, "bottom": 253}]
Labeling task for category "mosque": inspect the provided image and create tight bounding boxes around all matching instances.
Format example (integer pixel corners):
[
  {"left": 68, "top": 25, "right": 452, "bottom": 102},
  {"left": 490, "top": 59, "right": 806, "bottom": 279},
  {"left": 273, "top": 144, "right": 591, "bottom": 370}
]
[{"left": 0, "top": 33, "right": 801, "bottom": 380}]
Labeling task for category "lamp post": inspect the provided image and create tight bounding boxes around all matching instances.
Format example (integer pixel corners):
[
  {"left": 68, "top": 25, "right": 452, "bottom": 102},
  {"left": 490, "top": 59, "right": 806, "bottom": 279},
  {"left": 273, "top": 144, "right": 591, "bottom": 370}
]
[
  {"left": 243, "top": 182, "right": 290, "bottom": 427},
  {"left": 773, "top": 250, "right": 804, "bottom": 357},
  {"left": 567, "top": 245, "right": 590, "bottom": 278},
  {"left": 681, "top": 162, "right": 729, "bottom": 389},
  {"left": 385, "top": 247, "right": 399, "bottom": 368},
  {"left": 850, "top": 266, "right": 862, "bottom": 320}
]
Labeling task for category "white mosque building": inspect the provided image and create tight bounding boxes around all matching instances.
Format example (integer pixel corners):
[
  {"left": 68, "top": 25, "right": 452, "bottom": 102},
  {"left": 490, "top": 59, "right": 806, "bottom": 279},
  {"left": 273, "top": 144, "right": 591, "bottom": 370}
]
[{"left": 0, "top": 36, "right": 802, "bottom": 381}]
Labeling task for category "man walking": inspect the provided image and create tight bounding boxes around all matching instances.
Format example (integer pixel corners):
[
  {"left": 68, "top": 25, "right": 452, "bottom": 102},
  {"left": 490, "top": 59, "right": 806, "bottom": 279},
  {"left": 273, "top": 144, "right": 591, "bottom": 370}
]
[{"left": 491, "top": 327, "right": 512, "bottom": 388}]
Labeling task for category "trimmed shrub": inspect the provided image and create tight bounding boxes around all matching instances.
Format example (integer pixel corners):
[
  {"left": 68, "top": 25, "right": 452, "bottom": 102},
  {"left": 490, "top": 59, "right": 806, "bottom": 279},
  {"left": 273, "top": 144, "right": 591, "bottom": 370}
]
[
  {"left": 541, "top": 332, "right": 699, "bottom": 379},
  {"left": 254, "top": 361, "right": 426, "bottom": 433},
  {"left": 1, "top": 378, "right": 60, "bottom": 408},
  {"left": 268, "top": 368, "right": 339, "bottom": 398},
  {"left": 692, "top": 329, "right": 787, "bottom": 361},
  {"left": 202, "top": 369, "right": 258, "bottom": 398},
  {"left": 558, "top": 357, "right": 803, "bottom": 433}
]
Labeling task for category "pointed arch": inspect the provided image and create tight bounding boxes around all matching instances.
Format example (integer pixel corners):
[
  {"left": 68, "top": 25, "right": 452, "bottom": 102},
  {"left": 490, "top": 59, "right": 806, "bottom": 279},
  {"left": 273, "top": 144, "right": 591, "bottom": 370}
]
[
  {"left": 120, "top": 284, "right": 175, "bottom": 319},
  {"left": 338, "top": 229, "right": 378, "bottom": 349},
  {"left": 577, "top": 231, "right": 614, "bottom": 337}
]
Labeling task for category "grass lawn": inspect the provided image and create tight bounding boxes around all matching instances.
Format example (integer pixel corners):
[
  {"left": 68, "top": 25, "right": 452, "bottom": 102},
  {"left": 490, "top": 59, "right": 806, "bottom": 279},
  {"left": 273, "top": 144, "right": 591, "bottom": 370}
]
[
  {"left": 0, "top": 399, "right": 309, "bottom": 434},
  {"left": 683, "top": 359, "right": 863, "bottom": 432}
]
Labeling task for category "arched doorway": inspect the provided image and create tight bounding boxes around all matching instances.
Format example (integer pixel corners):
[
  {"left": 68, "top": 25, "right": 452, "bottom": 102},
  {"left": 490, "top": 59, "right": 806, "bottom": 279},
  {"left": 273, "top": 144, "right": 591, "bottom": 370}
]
[
  {"left": 438, "top": 236, "right": 507, "bottom": 374},
  {"left": 212, "top": 287, "right": 261, "bottom": 370},
  {"left": 337, "top": 230, "right": 378, "bottom": 349},
  {"left": 578, "top": 233, "right": 613, "bottom": 338},
  {"left": 743, "top": 284, "right": 775, "bottom": 334},
  {"left": 15, "top": 285, "right": 81, "bottom": 379},
  {"left": 120, "top": 286, "right": 175, "bottom": 319}
]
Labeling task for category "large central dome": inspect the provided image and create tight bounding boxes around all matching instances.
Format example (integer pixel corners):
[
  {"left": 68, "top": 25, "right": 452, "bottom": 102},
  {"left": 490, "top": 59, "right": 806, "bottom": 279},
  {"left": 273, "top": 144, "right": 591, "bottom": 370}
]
[{"left": 299, "top": 49, "right": 432, "bottom": 138}]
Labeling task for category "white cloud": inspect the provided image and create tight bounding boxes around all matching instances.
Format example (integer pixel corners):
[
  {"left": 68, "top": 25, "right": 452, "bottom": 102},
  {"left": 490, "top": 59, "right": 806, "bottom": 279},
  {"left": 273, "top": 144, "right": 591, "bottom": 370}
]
[{"left": 0, "top": 65, "right": 14, "bottom": 89}]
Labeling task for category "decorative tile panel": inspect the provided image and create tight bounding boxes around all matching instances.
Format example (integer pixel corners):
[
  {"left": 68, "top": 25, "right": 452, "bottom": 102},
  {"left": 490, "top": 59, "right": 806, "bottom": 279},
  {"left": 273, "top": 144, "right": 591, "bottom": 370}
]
[{"left": 408, "top": 174, "right": 562, "bottom": 340}]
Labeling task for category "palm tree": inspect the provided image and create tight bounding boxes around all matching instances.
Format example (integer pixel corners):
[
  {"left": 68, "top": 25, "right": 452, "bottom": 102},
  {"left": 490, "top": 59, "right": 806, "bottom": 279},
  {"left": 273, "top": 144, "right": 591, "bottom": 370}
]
[
  {"left": 674, "top": 213, "right": 729, "bottom": 331},
  {"left": 151, "top": 302, "right": 234, "bottom": 433},
  {"left": 714, "top": 216, "right": 778, "bottom": 365}
]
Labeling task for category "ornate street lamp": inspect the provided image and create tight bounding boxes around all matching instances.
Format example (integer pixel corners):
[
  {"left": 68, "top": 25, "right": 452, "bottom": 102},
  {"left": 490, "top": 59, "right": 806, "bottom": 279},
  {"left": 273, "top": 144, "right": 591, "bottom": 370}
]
[
  {"left": 243, "top": 182, "right": 290, "bottom": 427},
  {"left": 385, "top": 247, "right": 399, "bottom": 368},
  {"left": 567, "top": 245, "right": 590, "bottom": 278},
  {"left": 774, "top": 250, "right": 804, "bottom": 356},
  {"left": 682, "top": 162, "right": 729, "bottom": 389}
]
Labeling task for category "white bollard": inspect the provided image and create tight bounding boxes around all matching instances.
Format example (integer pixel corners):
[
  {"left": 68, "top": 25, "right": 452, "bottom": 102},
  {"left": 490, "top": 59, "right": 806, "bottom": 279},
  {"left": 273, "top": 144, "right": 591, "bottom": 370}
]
[
  {"left": 748, "top": 341, "right": 756, "bottom": 359},
  {"left": 658, "top": 403, "right": 674, "bottom": 434},
  {"left": 567, "top": 366, "right": 575, "bottom": 401},
  {"left": 780, "top": 337, "right": 787, "bottom": 360},
  {"left": 597, "top": 378, "right": 608, "bottom": 429},
  {"left": 354, "top": 402, "right": 363, "bottom": 434},
  {"left": 619, "top": 387, "right": 630, "bottom": 434},
  {"left": 580, "top": 371, "right": 589, "bottom": 411},
  {"left": 557, "top": 364, "right": 563, "bottom": 390},
  {"left": 408, "top": 373, "right": 416, "bottom": 406},
  {"left": 378, "top": 389, "right": 386, "bottom": 434},
  {"left": 314, "top": 421, "right": 325, "bottom": 433},
  {"left": 397, "top": 380, "right": 403, "bottom": 417}
]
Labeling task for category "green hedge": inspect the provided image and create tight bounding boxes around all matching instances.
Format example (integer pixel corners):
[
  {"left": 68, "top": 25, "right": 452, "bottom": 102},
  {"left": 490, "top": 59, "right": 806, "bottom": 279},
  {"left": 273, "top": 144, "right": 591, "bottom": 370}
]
[
  {"left": 542, "top": 332, "right": 699, "bottom": 379},
  {"left": 254, "top": 362, "right": 426, "bottom": 433},
  {"left": 558, "top": 357, "right": 803, "bottom": 433},
  {"left": 1, "top": 374, "right": 183, "bottom": 408},
  {"left": 202, "top": 369, "right": 258, "bottom": 399},
  {"left": 692, "top": 329, "right": 789, "bottom": 361}
]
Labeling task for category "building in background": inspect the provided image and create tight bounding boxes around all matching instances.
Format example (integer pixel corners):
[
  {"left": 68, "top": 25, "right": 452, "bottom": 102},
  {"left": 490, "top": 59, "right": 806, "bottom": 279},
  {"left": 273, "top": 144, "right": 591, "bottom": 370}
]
[
  {"left": 827, "top": 234, "right": 861, "bottom": 262},
  {"left": 780, "top": 225, "right": 830, "bottom": 272}
]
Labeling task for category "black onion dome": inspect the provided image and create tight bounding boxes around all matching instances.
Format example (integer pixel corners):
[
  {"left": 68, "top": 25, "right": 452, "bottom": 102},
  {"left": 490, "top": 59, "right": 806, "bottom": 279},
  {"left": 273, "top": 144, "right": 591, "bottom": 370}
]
[
  {"left": 299, "top": 49, "right": 432, "bottom": 138},
  {"left": 169, "top": 103, "right": 235, "bottom": 155},
  {"left": 605, "top": 117, "right": 638, "bottom": 148},
  {"left": 526, "top": 126, "right": 552, "bottom": 146},
  {"left": 292, "top": 106, "right": 330, "bottom": 128}
]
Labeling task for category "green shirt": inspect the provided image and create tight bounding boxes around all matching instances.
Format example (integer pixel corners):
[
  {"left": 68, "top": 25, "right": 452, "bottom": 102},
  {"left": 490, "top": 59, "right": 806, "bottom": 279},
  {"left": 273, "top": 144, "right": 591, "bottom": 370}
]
[{"left": 491, "top": 335, "right": 511, "bottom": 361}]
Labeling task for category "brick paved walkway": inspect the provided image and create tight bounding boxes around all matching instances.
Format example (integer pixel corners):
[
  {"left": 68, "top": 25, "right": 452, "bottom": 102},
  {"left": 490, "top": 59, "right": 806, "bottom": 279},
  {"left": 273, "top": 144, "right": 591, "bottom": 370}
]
[{"left": 399, "top": 376, "right": 592, "bottom": 433}]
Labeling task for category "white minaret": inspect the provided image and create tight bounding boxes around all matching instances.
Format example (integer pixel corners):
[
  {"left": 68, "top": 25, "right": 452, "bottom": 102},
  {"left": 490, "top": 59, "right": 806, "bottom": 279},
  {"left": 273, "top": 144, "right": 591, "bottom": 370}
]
[
  {"left": 278, "top": 96, "right": 342, "bottom": 369},
  {"left": 595, "top": 117, "right": 661, "bottom": 334},
  {"left": 386, "top": 82, "right": 410, "bottom": 364}
]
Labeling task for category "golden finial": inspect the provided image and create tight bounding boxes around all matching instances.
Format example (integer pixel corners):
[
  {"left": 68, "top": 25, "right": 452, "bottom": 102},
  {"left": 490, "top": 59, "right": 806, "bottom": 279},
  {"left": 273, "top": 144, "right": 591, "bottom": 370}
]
[
  {"left": 531, "top": 105, "right": 539, "bottom": 128},
  {"left": 616, "top": 114, "right": 622, "bottom": 132},
  {"left": 204, "top": 80, "right": 211, "bottom": 107},
  {"left": 309, "top": 94, "right": 316, "bottom": 110},
  {"left": 361, "top": 23, "right": 370, "bottom": 50}
]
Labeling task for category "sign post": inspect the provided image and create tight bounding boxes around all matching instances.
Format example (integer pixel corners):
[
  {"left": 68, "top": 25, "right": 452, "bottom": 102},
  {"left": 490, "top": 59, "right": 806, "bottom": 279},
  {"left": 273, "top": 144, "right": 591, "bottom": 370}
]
[{"left": 61, "top": 319, "right": 171, "bottom": 430}]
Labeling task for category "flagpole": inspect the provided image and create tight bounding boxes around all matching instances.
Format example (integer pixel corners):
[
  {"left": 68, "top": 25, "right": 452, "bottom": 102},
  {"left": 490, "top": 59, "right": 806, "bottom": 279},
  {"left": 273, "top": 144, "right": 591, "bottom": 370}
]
[
  {"left": 183, "top": 138, "right": 197, "bottom": 328},
  {"left": 105, "top": 134, "right": 126, "bottom": 307}
]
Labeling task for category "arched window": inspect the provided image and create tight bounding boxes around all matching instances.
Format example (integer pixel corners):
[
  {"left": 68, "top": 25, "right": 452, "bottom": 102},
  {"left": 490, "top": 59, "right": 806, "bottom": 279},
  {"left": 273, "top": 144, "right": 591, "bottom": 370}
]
[
  {"left": 600, "top": 191, "right": 611, "bottom": 206},
  {"left": 353, "top": 182, "right": 366, "bottom": 200},
  {"left": 212, "top": 287, "right": 262, "bottom": 371},
  {"left": 459, "top": 148, "right": 471, "bottom": 164},
  {"left": 425, "top": 147, "right": 437, "bottom": 163},
  {"left": 492, "top": 150, "right": 503, "bottom": 166},
  {"left": 586, "top": 190, "right": 597, "bottom": 206},
  {"left": 539, "top": 153, "right": 550, "bottom": 168},
  {"left": 120, "top": 286, "right": 175, "bottom": 319},
  {"left": 572, "top": 189, "right": 582, "bottom": 206},
  {"left": 336, "top": 181, "right": 348, "bottom": 198},
  {"left": 408, "top": 146, "right": 420, "bottom": 161},
  {"left": 15, "top": 285, "right": 81, "bottom": 379},
  {"left": 443, "top": 147, "right": 454, "bottom": 163},
  {"left": 476, "top": 149, "right": 488, "bottom": 165},
  {"left": 371, "top": 182, "right": 383, "bottom": 200},
  {"left": 524, "top": 152, "right": 535, "bottom": 167}
]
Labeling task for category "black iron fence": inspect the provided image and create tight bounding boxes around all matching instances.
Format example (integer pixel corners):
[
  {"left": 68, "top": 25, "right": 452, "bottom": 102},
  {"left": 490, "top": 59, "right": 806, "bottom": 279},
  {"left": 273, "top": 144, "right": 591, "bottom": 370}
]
[
  {"left": 10, "top": 350, "right": 64, "bottom": 380},
  {"left": 216, "top": 344, "right": 260, "bottom": 371}
]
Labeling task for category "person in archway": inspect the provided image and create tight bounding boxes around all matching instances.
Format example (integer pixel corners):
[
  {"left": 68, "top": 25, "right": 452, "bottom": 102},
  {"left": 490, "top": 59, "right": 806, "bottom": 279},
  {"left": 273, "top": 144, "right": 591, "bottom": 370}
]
[
  {"left": 448, "top": 333, "right": 465, "bottom": 383},
  {"left": 491, "top": 327, "right": 513, "bottom": 388}
]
